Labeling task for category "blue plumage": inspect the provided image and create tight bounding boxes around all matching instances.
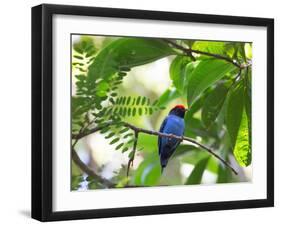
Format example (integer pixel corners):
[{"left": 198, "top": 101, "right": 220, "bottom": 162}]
[{"left": 158, "top": 105, "right": 186, "bottom": 172}]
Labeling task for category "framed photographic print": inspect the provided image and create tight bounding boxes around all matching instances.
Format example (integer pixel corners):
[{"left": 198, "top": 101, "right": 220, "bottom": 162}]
[{"left": 31, "top": 4, "right": 274, "bottom": 221}]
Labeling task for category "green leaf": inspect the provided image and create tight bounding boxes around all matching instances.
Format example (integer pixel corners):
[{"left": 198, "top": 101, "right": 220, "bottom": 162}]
[
  {"left": 100, "top": 127, "right": 111, "bottom": 134},
  {"left": 141, "top": 96, "right": 147, "bottom": 105},
  {"left": 119, "top": 127, "right": 130, "bottom": 133},
  {"left": 105, "top": 132, "right": 115, "bottom": 139},
  {"left": 169, "top": 56, "right": 191, "bottom": 94},
  {"left": 193, "top": 41, "right": 228, "bottom": 56},
  {"left": 225, "top": 81, "right": 244, "bottom": 147},
  {"left": 122, "top": 147, "right": 129, "bottom": 153},
  {"left": 244, "top": 70, "right": 252, "bottom": 149},
  {"left": 88, "top": 38, "right": 175, "bottom": 82},
  {"left": 110, "top": 137, "right": 120, "bottom": 144},
  {"left": 132, "top": 107, "right": 136, "bottom": 116},
  {"left": 233, "top": 110, "right": 251, "bottom": 166},
  {"left": 244, "top": 69, "right": 252, "bottom": 121},
  {"left": 217, "top": 164, "right": 232, "bottom": 183},
  {"left": 127, "top": 108, "right": 131, "bottom": 116},
  {"left": 126, "top": 96, "right": 131, "bottom": 105},
  {"left": 115, "top": 143, "right": 124, "bottom": 150},
  {"left": 134, "top": 156, "right": 161, "bottom": 186},
  {"left": 185, "top": 157, "right": 210, "bottom": 185},
  {"left": 156, "top": 87, "right": 181, "bottom": 108},
  {"left": 96, "top": 80, "right": 109, "bottom": 91},
  {"left": 202, "top": 83, "right": 229, "bottom": 128},
  {"left": 245, "top": 43, "right": 252, "bottom": 59},
  {"left": 136, "top": 96, "right": 141, "bottom": 105},
  {"left": 184, "top": 116, "right": 210, "bottom": 139},
  {"left": 186, "top": 93, "right": 205, "bottom": 117},
  {"left": 186, "top": 59, "right": 236, "bottom": 105},
  {"left": 173, "top": 144, "right": 199, "bottom": 157},
  {"left": 137, "top": 133, "right": 157, "bottom": 152}
]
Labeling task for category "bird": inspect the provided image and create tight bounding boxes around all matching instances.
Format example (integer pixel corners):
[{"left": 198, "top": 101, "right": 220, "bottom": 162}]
[{"left": 158, "top": 105, "right": 187, "bottom": 173}]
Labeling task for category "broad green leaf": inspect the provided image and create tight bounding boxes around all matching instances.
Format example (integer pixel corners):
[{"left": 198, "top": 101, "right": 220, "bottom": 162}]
[
  {"left": 244, "top": 69, "right": 252, "bottom": 121},
  {"left": 88, "top": 38, "right": 175, "bottom": 81},
  {"left": 233, "top": 110, "right": 251, "bottom": 166},
  {"left": 244, "top": 70, "right": 252, "bottom": 148},
  {"left": 134, "top": 156, "right": 161, "bottom": 186},
  {"left": 184, "top": 117, "right": 209, "bottom": 138},
  {"left": 137, "top": 133, "right": 157, "bottom": 153},
  {"left": 156, "top": 87, "right": 181, "bottom": 108},
  {"left": 193, "top": 41, "right": 236, "bottom": 58},
  {"left": 185, "top": 157, "right": 210, "bottom": 185},
  {"left": 185, "top": 61, "right": 200, "bottom": 84},
  {"left": 181, "top": 150, "right": 218, "bottom": 174},
  {"left": 238, "top": 43, "right": 247, "bottom": 62},
  {"left": 185, "top": 89, "right": 209, "bottom": 118},
  {"left": 202, "top": 83, "right": 229, "bottom": 128},
  {"left": 217, "top": 164, "right": 232, "bottom": 183},
  {"left": 186, "top": 59, "right": 236, "bottom": 105},
  {"left": 225, "top": 81, "right": 244, "bottom": 147},
  {"left": 193, "top": 41, "right": 227, "bottom": 55},
  {"left": 169, "top": 56, "right": 191, "bottom": 94},
  {"left": 174, "top": 144, "right": 198, "bottom": 157}
]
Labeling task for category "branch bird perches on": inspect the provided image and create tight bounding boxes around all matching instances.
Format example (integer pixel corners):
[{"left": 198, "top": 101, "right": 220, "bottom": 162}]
[{"left": 72, "top": 120, "right": 238, "bottom": 188}]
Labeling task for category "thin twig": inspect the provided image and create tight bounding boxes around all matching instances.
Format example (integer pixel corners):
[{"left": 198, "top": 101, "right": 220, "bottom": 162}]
[
  {"left": 74, "top": 121, "right": 238, "bottom": 175},
  {"left": 127, "top": 131, "right": 139, "bottom": 177},
  {"left": 163, "top": 39, "right": 243, "bottom": 69}
]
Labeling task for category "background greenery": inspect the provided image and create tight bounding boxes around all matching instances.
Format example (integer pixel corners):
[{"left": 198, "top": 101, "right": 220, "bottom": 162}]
[{"left": 71, "top": 35, "right": 252, "bottom": 190}]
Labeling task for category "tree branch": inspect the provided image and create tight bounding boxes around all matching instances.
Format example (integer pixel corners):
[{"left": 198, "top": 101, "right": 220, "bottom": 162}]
[
  {"left": 73, "top": 121, "right": 238, "bottom": 175},
  {"left": 72, "top": 148, "right": 115, "bottom": 188},
  {"left": 163, "top": 39, "right": 243, "bottom": 69},
  {"left": 123, "top": 122, "right": 238, "bottom": 175}
]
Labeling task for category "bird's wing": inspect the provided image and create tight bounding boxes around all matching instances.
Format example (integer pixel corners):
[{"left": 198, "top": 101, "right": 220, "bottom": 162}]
[{"left": 158, "top": 117, "right": 168, "bottom": 155}]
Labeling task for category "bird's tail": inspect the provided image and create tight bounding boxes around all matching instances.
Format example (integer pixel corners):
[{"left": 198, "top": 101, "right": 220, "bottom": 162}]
[{"left": 160, "top": 158, "right": 168, "bottom": 174}]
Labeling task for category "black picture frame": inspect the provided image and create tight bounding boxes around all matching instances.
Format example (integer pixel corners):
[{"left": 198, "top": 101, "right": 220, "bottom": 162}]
[{"left": 32, "top": 3, "right": 274, "bottom": 222}]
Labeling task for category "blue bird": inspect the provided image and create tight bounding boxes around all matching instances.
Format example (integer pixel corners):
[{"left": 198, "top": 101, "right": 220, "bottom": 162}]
[{"left": 158, "top": 105, "right": 187, "bottom": 173}]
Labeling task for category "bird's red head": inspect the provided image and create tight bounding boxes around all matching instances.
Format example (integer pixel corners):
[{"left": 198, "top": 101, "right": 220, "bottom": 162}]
[
  {"left": 169, "top": 105, "right": 187, "bottom": 118},
  {"left": 174, "top": 104, "right": 186, "bottom": 110}
]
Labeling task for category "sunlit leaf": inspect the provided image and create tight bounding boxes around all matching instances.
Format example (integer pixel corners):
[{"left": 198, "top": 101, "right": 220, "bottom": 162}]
[
  {"left": 169, "top": 56, "right": 191, "bottom": 94},
  {"left": 233, "top": 110, "right": 251, "bottom": 166},
  {"left": 193, "top": 41, "right": 229, "bottom": 56},
  {"left": 245, "top": 43, "right": 252, "bottom": 59}
]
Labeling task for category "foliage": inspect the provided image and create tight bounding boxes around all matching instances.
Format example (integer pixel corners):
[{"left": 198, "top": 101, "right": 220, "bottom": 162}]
[{"left": 71, "top": 36, "right": 252, "bottom": 190}]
